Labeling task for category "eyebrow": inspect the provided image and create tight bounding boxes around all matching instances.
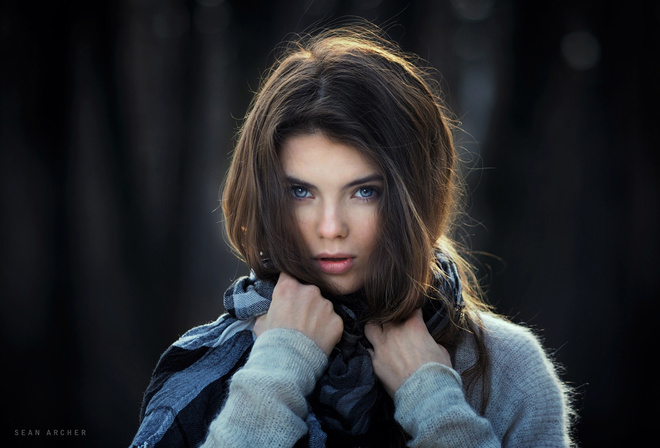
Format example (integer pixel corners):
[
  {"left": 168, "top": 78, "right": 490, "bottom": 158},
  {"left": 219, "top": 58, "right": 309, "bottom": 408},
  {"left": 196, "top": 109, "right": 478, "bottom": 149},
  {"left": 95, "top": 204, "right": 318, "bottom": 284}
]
[{"left": 286, "top": 174, "right": 384, "bottom": 190}]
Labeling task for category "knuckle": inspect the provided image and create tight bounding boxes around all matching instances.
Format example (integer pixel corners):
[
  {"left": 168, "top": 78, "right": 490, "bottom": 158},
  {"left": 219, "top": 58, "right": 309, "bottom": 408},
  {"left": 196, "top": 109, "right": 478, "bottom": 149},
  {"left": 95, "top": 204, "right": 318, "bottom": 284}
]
[
  {"left": 320, "top": 298, "right": 333, "bottom": 311},
  {"left": 304, "top": 284, "right": 322, "bottom": 297},
  {"left": 331, "top": 313, "right": 344, "bottom": 331}
]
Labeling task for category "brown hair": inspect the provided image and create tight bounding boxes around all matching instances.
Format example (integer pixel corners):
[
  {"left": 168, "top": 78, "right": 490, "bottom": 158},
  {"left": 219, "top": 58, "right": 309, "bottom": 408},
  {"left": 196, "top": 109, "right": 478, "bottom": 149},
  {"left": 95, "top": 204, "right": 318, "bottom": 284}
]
[{"left": 222, "top": 24, "right": 491, "bottom": 406}]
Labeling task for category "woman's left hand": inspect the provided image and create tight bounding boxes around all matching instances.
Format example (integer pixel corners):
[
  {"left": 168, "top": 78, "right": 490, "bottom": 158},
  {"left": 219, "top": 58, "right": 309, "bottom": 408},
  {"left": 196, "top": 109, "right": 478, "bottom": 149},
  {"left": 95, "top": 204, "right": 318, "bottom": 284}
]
[{"left": 365, "top": 308, "right": 452, "bottom": 397}]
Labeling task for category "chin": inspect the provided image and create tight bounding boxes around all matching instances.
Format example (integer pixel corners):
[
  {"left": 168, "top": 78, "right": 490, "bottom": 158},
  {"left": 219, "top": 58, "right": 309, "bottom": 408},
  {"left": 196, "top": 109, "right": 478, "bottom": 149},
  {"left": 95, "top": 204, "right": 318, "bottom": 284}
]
[{"left": 327, "top": 277, "right": 363, "bottom": 296}]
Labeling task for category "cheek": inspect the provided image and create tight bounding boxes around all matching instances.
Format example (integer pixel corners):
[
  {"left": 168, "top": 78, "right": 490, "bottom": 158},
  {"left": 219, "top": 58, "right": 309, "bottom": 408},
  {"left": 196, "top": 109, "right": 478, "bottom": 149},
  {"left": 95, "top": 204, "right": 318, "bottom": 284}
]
[
  {"left": 356, "top": 210, "right": 380, "bottom": 252},
  {"left": 293, "top": 208, "right": 315, "bottom": 244}
]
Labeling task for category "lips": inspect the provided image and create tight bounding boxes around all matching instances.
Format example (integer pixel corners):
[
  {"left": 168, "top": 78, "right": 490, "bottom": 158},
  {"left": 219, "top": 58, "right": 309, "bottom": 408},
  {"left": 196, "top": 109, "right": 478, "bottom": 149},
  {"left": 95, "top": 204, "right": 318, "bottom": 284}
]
[{"left": 315, "top": 254, "right": 354, "bottom": 275}]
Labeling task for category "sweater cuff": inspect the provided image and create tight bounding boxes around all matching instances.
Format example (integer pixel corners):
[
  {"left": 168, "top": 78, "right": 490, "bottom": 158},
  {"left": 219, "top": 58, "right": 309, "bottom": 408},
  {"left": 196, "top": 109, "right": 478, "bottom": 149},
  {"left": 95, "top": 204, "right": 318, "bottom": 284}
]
[
  {"left": 394, "top": 362, "right": 463, "bottom": 426},
  {"left": 248, "top": 328, "right": 328, "bottom": 396},
  {"left": 203, "top": 329, "right": 328, "bottom": 447}
]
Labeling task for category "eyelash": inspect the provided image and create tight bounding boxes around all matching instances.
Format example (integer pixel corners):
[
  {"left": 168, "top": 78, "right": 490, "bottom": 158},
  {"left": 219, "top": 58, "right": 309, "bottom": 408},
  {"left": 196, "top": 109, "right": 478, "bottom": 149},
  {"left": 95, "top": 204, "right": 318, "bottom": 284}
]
[{"left": 289, "top": 185, "right": 381, "bottom": 202}]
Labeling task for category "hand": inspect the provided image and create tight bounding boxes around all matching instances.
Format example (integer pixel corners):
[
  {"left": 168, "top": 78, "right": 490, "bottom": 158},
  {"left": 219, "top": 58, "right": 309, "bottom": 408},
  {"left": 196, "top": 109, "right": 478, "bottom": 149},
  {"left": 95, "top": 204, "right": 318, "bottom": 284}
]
[
  {"left": 365, "top": 308, "right": 452, "bottom": 397},
  {"left": 253, "top": 272, "right": 343, "bottom": 357}
]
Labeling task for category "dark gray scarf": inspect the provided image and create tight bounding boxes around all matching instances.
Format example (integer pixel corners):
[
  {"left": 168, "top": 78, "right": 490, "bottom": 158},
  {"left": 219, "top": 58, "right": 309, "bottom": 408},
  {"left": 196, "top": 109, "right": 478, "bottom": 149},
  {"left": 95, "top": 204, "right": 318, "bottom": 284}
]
[{"left": 223, "top": 252, "right": 463, "bottom": 447}]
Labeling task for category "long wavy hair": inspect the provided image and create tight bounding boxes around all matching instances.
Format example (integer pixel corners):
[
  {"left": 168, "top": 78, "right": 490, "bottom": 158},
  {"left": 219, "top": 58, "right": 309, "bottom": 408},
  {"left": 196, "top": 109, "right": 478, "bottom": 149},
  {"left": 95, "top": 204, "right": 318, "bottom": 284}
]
[{"left": 222, "top": 24, "right": 492, "bottom": 408}]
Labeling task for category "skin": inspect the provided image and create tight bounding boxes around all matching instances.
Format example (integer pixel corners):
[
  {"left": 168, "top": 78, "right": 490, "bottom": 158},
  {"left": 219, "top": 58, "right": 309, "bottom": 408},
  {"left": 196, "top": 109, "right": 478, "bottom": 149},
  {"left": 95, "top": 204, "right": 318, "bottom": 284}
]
[
  {"left": 254, "top": 132, "right": 451, "bottom": 396},
  {"left": 253, "top": 271, "right": 343, "bottom": 358},
  {"left": 364, "top": 309, "right": 452, "bottom": 397},
  {"left": 280, "top": 132, "right": 382, "bottom": 295}
]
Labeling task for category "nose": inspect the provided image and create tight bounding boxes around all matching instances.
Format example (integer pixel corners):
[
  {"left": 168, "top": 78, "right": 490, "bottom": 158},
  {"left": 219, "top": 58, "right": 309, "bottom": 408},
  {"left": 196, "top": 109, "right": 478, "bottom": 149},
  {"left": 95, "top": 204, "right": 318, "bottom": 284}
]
[{"left": 317, "top": 202, "right": 348, "bottom": 239}]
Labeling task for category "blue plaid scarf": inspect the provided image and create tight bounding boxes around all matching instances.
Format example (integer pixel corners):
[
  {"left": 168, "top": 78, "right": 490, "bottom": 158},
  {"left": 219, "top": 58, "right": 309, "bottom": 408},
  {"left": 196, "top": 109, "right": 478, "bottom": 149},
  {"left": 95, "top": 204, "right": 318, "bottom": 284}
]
[{"left": 131, "top": 253, "right": 462, "bottom": 448}]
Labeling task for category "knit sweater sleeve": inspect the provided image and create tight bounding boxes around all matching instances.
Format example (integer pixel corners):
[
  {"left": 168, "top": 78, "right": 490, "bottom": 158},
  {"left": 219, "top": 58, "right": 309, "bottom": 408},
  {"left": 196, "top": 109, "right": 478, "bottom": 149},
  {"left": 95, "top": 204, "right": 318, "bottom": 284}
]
[
  {"left": 394, "top": 363, "right": 500, "bottom": 447},
  {"left": 394, "top": 314, "right": 572, "bottom": 447},
  {"left": 201, "top": 328, "right": 328, "bottom": 448}
]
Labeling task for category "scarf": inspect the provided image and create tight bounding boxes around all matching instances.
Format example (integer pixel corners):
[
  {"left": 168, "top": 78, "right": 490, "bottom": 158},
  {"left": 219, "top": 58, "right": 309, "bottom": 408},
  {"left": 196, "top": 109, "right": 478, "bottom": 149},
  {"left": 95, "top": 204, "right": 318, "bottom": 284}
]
[
  {"left": 223, "top": 252, "right": 464, "bottom": 447},
  {"left": 131, "top": 253, "right": 462, "bottom": 448}
]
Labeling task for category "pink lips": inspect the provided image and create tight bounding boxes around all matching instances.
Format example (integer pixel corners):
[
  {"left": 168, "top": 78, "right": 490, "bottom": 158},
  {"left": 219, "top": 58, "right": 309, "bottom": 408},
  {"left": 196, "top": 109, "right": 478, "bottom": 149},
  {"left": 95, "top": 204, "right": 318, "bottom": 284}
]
[{"left": 315, "top": 255, "right": 354, "bottom": 274}]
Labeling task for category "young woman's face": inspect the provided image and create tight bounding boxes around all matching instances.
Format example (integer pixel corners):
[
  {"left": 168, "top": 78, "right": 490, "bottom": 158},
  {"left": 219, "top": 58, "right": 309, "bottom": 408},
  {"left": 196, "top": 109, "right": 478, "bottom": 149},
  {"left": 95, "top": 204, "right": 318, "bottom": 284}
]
[{"left": 280, "top": 133, "right": 382, "bottom": 295}]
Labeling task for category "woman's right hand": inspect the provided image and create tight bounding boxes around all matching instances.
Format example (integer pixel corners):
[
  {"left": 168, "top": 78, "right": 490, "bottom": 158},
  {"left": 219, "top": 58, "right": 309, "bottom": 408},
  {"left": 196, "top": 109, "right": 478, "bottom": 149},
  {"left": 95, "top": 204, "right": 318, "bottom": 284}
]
[{"left": 253, "top": 272, "right": 343, "bottom": 357}]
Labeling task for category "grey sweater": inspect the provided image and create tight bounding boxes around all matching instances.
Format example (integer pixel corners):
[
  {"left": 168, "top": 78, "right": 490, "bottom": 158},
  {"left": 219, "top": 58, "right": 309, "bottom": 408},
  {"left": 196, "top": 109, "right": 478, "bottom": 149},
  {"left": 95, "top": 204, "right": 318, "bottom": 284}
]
[{"left": 201, "top": 312, "right": 573, "bottom": 447}]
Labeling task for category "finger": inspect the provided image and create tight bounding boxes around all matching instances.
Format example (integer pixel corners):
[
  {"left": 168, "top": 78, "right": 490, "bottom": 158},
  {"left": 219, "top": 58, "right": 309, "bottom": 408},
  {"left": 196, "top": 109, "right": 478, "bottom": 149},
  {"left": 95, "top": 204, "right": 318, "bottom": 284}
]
[
  {"left": 364, "top": 322, "right": 383, "bottom": 342},
  {"left": 275, "top": 271, "right": 295, "bottom": 289}
]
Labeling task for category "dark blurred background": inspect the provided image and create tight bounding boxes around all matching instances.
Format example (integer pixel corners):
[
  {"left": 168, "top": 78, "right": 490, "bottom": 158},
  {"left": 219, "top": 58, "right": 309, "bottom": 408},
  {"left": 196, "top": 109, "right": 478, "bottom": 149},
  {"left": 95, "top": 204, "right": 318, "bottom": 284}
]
[{"left": 1, "top": 0, "right": 658, "bottom": 446}]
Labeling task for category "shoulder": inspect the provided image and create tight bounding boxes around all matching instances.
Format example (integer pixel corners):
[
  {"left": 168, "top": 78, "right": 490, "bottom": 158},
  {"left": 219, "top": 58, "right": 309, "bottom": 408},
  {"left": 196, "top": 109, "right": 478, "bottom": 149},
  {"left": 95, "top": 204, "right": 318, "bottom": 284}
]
[
  {"left": 134, "top": 315, "right": 259, "bottom": 447},
  {"left": 478, "top": 313, "right": 563, "bottom": 381},
  {"left": 469, "top": 312, "right": 567, "bottom": 396},
  {"left": 456, "top": 312, "right": 557, "bottom": 372},
  {"left": 145, "top": 314, "right": 257, "bottom": 400},
  {"left": 470, "top": 312, "right": 574, "bottom": 446},
  {"left": 479, "top": 313, "right": 550, "bottom": 361}
]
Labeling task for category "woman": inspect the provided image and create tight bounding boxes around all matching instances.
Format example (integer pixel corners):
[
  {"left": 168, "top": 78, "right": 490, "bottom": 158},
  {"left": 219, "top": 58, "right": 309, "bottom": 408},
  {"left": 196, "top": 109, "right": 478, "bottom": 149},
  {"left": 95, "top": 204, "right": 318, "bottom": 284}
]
[{"left": 131, "top": 24, "right": 574, "bottom": 448}]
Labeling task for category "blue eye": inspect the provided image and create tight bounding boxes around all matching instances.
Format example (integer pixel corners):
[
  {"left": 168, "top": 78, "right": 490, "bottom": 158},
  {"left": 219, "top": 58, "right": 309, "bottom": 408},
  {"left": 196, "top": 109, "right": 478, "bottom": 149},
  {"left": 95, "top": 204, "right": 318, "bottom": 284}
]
[
  {"left": 291, "top": 186, "right": 311, "bottom": 199},
  {"left": 355, "top": 186, "right": 378, "bottom": 199}
]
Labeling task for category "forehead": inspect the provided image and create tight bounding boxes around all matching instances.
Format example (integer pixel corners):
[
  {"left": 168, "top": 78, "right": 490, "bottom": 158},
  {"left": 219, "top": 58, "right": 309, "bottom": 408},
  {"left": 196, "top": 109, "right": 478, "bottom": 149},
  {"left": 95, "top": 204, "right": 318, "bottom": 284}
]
[{"left": 280, "top": 133, "right": 379, "bottom": 179}]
